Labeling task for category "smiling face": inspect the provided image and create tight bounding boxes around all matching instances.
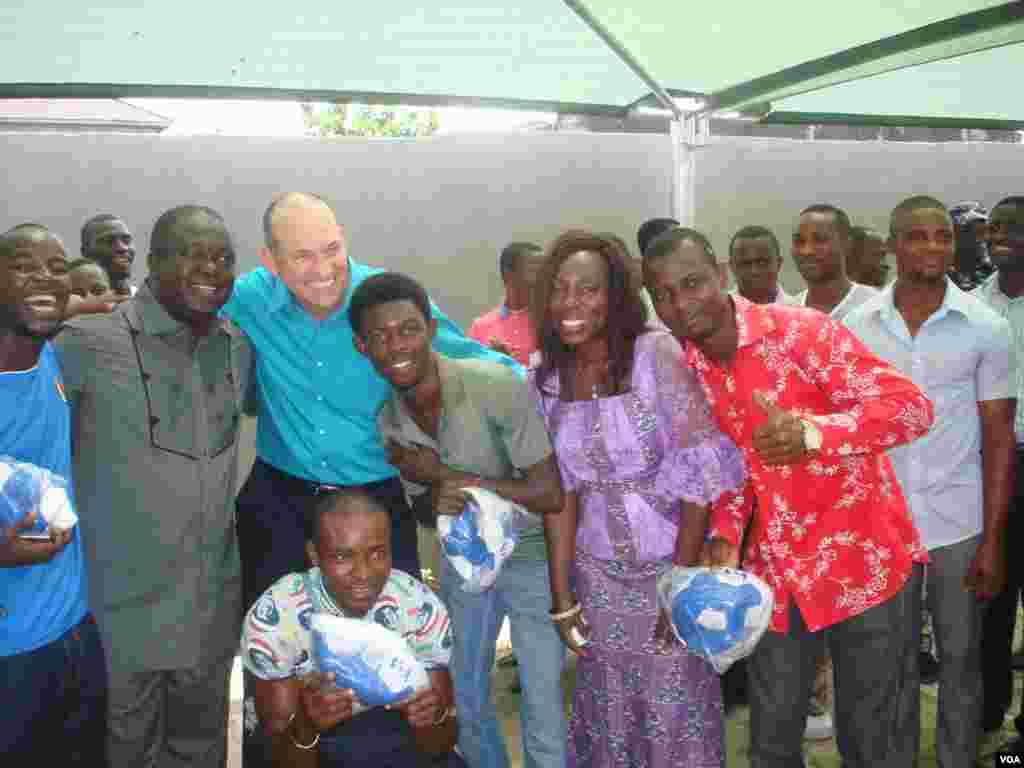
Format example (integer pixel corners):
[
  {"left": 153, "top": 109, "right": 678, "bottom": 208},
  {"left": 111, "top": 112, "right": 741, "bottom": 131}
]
[
  {"left": 644, "top": 240, "right": 730, "bottom": 344},
  {"left": 547, "top": 250, "right": 610, "bottom": 348},
  {"left": 267, "top": 199, "right": 349, "bottom": 319},
  {"left": 730, "top": 235, "right": 781, "bottom": 303},
  {"left": 355, "top": 299, "right": 438, "bottom": 392},
  {"left": 69, "top": 262, "right": 112, "bottom": 298},
  {"left": 0, "top": 231, "right": 71, "bottom": 340},
  {"left": 307, "top": 496, "right": 392, "bottom": 617},
  {"left": 987, "top": 203, "right": 1024, "bottom": 273},
  {"left": 792, "top": 211, "right": 847, "bottom": 285},
  {"left": 85, "top": 218, "right": 135, "bottom": 282},
  {"left": 150, "top": 212, "right": 236, "bottom": 319},
  {"left": 890, "top": 207, "right": 954, "bottom": 286}
]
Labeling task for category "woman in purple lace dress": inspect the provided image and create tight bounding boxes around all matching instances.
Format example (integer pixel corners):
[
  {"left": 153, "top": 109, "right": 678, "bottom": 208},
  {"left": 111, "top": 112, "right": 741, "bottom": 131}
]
[{"left": 528, "top": 231, "right": 746, "bottom": 768}]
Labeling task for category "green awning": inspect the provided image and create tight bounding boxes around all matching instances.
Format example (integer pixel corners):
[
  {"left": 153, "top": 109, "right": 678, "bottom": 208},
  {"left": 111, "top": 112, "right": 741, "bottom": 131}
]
[{"left": 0, "top": 1, "right": 1019, "bottom": 126}]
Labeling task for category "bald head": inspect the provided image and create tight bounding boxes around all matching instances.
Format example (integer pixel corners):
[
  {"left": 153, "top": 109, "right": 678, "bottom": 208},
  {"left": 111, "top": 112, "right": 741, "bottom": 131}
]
[{"left": 262, "top": 192, "right": 334, "bottom": 252}]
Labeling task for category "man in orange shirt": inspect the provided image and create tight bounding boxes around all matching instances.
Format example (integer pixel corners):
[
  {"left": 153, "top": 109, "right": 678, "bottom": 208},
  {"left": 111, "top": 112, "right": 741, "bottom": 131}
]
[{"left": 468, "top": 242, "right": 545, "bottom": 367}]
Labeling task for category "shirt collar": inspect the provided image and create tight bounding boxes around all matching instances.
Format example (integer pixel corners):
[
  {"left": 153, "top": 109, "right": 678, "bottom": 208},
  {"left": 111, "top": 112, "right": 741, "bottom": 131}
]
[
  {"left": 134, "top": 280, "right": 188, "bottom": 337},
  {"left": 134, "top": 279, "right": 235, "bottom": 339},
  {"left": 978, "top": 270, "right": 1024, "bottom": 304},
  {"left": 875, "top": 276, "right": 971, "bottom": 326},
  {"left": 387, "top": 353, "right": 467, "bottom": 443},
  {"left": 499, "top": 302, "right": 529, "bottom": 319},
  {"left": 732, "top": 294, "right": 777, "bottom": 348}
]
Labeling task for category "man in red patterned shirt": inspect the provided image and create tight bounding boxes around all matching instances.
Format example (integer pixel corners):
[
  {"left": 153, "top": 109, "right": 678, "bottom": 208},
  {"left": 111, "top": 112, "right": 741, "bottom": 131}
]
[{"left": 643, "top": 226, "right": 933, "bottom": 768}]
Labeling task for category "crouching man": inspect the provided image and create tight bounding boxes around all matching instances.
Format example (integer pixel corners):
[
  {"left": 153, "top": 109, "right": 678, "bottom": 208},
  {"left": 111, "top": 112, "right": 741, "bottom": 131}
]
[{"left": 241, "top": 489, "right": 461, "bottom": 768}]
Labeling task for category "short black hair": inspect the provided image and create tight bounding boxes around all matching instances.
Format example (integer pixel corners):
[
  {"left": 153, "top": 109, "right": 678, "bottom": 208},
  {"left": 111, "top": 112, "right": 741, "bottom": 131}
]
[
  {"left": 348, "top": 271, "right": 432, "bottom": 339},
  {"left": 149, "top": 206, "right": 227, "bottom": 266},
  {"left": 728, "top": 225, "right": 780, "bottom": 260},
  {"left": 643, "top": 227, "right": 717, "bottom": 270},
  {"left": 0, "top": 223, "right": 57, "bottom": 258},
  {"left": 637, "top": 218, "right": 680, "bottom": 257},
  {"left": 68, "top": 257, "right": 103, "bottom": 271},
  {"left": 850, "top": 225, "right": 883, "bottom": 243},
  {"left": 306, "top": 488, "right": 391, "bottom": 542},
  {"left": 499, "top": 242, "right": 542, "bottom": 277},
  {"left": 889, "top": 195, "right": 948, "bottom": 237},
  {"left": 799, "top": 204, "right": 852, "bottom": 239},
  {"left": 80, "top": 214, "right": 121, "bottom": 253},
  {"left": 993, "top": 196, "right": 1024, "bottom": 212},
  {"left": 262, "top": 192, "right": 330, "bottom": 250}
]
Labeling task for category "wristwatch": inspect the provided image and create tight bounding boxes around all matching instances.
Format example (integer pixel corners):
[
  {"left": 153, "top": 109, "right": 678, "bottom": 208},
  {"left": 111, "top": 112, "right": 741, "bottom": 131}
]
[{"left": 800, "top": 418, "right": 823, "bottom": 452}]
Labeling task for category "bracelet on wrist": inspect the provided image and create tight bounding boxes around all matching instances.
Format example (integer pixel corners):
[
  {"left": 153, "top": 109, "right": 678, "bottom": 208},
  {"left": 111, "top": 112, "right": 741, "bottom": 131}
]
[
  {"left": 432, "top": 705, "right": 455, "bottom": 725},
  {"left": 287, "top": 711, "right": 320, "bottom": 750},
  {"left": 549, "top": 603, "right": 582, "bottom": 622}
]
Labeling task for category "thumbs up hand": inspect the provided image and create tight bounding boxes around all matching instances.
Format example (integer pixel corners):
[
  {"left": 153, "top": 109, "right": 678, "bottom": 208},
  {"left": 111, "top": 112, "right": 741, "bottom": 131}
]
[{"left": 750, "top": 391, "right": 811, "bottom": 466}]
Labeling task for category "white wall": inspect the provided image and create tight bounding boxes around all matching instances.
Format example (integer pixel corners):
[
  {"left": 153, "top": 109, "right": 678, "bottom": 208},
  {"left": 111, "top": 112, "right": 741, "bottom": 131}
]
[
  {"left": 0, "top": 132, "right": 673, "bottom": 328},
  {"left": 5, "top": 131, "right": 1023, "bottom": 484},
  {"left": 693, "top": 136, "right": 1024, "bottom": 291}
]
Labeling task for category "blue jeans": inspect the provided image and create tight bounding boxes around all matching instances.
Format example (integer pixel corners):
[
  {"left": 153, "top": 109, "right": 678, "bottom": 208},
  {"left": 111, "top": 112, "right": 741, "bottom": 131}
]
[
  {"left": 440, "top": 556, "right": 566, "bottom": 768},
  {"left": 0, "top": 613, "right": 107, "bottom": 764}
]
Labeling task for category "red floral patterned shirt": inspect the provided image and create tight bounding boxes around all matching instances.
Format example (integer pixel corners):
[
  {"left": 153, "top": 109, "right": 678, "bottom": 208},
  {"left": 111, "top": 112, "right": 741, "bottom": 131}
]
[{"left": 690, "top": 297, "right": 933, "bottom": 633}]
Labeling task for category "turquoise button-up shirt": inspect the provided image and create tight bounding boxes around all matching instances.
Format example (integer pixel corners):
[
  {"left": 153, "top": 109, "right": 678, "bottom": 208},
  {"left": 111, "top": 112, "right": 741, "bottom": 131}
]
[{"left": 222, "top": 259, "right": 520, "bottom": 485}]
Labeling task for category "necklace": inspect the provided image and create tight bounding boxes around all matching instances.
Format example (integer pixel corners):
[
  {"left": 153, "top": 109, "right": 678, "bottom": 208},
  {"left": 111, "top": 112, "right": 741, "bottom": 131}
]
[
  {"left": 580, "top": 358, "right": 610, "bottom": 400},
  {"left": 317, "top": 571, "right": 348, "bottom": 617}
]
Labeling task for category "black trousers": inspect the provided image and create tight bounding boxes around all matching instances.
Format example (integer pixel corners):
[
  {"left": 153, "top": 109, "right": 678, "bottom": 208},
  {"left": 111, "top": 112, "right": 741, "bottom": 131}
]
[
  {"left": 981, "top": 449, "right": 1024, "bottom": 732},
  {"left": 236, "top": 458, "right": 422, "bottom": 614}
]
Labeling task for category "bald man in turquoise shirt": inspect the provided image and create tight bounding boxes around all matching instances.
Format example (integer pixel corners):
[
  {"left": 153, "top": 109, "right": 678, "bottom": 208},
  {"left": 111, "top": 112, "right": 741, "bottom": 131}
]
[{"left": 225, "top": 193, "right": 519, "bottom": 615}]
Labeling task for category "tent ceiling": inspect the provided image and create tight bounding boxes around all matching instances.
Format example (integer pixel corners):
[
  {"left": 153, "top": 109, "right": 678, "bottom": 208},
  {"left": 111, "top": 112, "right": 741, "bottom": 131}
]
[{"left": 0, "top": 1, "right": 1019, "bottom": 126}]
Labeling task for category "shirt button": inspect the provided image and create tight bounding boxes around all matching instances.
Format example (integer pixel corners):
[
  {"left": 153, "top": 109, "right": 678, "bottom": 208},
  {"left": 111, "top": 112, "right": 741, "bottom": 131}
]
[
  {"left": 316, "top": 395, "right": 323, "bottom": 402},
  {"left": 321, "top": 460, "right": 327, "bottom": 467},
  {"left": 319, "top": 429, "right": 326, "bottom": 435},
  {"left": 316, "top": 361, "right": 324, "bottom": 368}
]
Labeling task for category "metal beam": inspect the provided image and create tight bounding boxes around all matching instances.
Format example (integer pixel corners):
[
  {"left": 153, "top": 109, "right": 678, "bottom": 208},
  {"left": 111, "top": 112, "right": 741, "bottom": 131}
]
[
  {"left": 761, "top": 110, "right": 1024, "bottom": 131},
  {"left": 0, "top": 82, "right": 633, "bottom": 118},
  {"left": 563, "top": 0, "right": 684, "bottom": 120},
  {"left": 705, "top": 1, "right": 1024, "bottom": 114}
]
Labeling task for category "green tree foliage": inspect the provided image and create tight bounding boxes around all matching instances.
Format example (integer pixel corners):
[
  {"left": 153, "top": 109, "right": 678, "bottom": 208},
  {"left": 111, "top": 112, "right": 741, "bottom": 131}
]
[{"left": 302, "top": 102, "right": 440, "bottom": 138}]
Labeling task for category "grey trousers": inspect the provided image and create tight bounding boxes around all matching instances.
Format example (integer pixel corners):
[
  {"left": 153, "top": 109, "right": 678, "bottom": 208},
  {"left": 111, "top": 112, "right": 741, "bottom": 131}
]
[
  {"left": 107, "top": 655, "right": 233, "bottom": 768},
  {"left": 747, "top": 566, "right": 920, "bottom": 768},
  {"left": 903, "top": 535, "right": 985, "bottom": 768}
]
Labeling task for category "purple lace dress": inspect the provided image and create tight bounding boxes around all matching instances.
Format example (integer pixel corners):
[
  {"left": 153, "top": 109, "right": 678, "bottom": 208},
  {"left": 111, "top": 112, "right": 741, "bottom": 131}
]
[{"left": 530, "top": 330, "right": 746, "bottom": 768}]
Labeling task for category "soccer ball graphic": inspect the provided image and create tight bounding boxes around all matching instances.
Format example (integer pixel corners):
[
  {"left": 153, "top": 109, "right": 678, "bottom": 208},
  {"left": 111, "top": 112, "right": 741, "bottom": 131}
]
[{"left": 657, "top": 566, "right": 774, "bottom": 674}]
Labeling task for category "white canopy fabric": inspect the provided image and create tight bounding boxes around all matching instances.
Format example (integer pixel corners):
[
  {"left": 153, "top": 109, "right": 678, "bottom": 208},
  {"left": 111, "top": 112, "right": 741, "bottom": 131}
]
[{"left": 1, "top": 1, "right": 1020, "bottom": 126}]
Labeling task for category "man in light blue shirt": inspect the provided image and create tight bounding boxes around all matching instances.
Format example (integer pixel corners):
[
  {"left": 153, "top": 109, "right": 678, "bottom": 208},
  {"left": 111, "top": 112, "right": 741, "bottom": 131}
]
[
  {"left": 845, "top": 195, "right": 1016, "bottom": 768},
  {"left": 0, "top": 224, "right": 106, "bottom": 763},
  {"left": 224, "top": 193, "right": 517, "bottom": 766}
]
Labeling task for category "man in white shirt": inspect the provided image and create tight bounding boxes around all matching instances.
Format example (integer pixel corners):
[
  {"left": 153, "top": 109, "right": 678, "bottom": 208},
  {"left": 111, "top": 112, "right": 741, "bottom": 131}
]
[
  {"left": 793, "top": 204, "right": 878, "bottom": 322},
  {"left": 790, "top": 203, "right": 878, "bottom": 739},
  {"left": 846, "top": 195, "right": 1014, "bottom": 767},
  {"left": 975, "top": 195, "right": 1024, "bottom": 753},
  {"left": 727, "top": 225, "right": 797, "bottom": 305}
]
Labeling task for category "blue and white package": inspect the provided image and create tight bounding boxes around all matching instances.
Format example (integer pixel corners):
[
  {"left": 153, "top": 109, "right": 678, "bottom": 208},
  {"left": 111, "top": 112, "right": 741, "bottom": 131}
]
[
  {"left": 656, "top": 566, "right": 774, "bottom": 674},
  {"left": 310, "top": 613, "right": 429, "bottom": 708},
  {"left": 438, "top": 486, "right": 540, "bottom": 593},
  {"left": 0, "top": 456, "right": 77, "bottom": 534}
]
